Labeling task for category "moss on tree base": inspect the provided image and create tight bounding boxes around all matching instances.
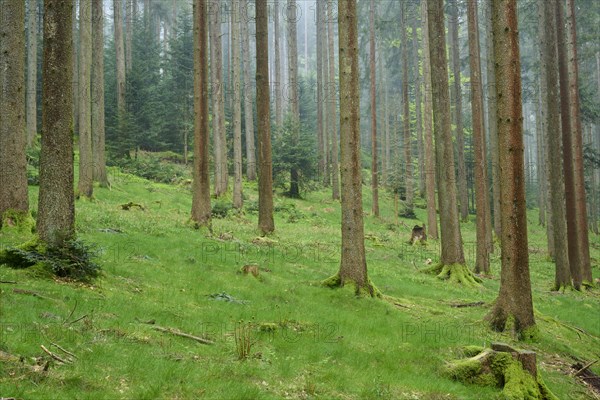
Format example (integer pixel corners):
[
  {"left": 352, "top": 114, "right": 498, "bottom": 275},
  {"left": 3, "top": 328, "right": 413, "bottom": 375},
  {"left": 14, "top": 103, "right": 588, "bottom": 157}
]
[
  {"left": 444, "top": 346, "right": 558, "bottom": 400},
  {"left": 424, "top": 263, "right": 482, "bottom": 286},
  {"left": 1, "top": 209, "right": 35, "bottom": 233},
  {"left": 322, "top": 273, "right": 382, "bottom": 298}
]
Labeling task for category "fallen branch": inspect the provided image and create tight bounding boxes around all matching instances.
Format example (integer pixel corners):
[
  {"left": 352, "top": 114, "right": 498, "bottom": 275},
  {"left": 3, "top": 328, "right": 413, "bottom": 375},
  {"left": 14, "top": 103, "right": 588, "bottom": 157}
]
[
  {"left": 40, "top": 345, "right": 71, "bottom": 364},
  {"left": 68, "top": 314, "right": 88, "bottom": 325},
  {"left": 574, "top": 360, "right": 599, "bottom": 377},
  {"left": 50, "top": 342, "right": 77, "bottom": 360},
  {"left": 0, "top": 280, "right": 17, "bottom": 284},
  {"left": 450, "top": 301, "right": 486, "bottom": 308},
  {"left": 13, "top": 288, "right": 54, "bottom": 301},
  {"left": 144, "top": 323, "right": 214, "bottom": 345}
]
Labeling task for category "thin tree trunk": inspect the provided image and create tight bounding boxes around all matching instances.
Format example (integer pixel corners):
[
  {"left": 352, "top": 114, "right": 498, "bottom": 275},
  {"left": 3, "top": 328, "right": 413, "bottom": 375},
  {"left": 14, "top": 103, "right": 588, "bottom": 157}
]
[
  {"left": 287, "top": 0, "right": 300, "bottom": 198},
  {"left": 566, "top": 0, "right": 593, "bottom": 285},
  {"left": 412, "top": 6, "right": 424, "bottom": 199},
  {"left": 555, "top": 0, "right": 582, "bottom": 289},
  {"left": 210, "top": 2, "right": 226, "bottom": 196},
  {"left": 369, "top": 0, "right": 379, "bottom": 216},
  {"left": 0, "top": 0, "right": 29, "bottom": 223},
  {"left": 402, "top": 2, "right": 413, "bottom": 215},
  {"left": 543, "top": 0, "right": 570, "bottom": 291},
  {"left": 232, "top": 4, "right": 243, "bottom": 209},
  {"left": 379, "top": 56, "right": 387, "bottom": 187},
  {"left": 26, "top": 0, "right": 38, "bottom": 147},
  {"left": 327, "top": 0, "right": 339, "bottom": 201},
  {"left": 38, "top": 0, "right": 75, "bottom": 248},
  {"left": 78, "top": 0, "right": 93, "bottom": 198},
  {"left": 535, "top": 90, "right": 546, "bottom": 226},
  {"left": 487, "top": 0, "right": 536, "bottom": 339},
  {"left": 256, "top": 0, "right": 274, "bottom": 234},
  {"left": 485, "top": 0, "right": 501, "bottom": 238},
  {"left": 274, "top": 0, "right": 283, "bottom": 127},
  {"left": 92, "top": 0, "right": 108, "bottom": 188},
  {"left": 125, "top": 0, "right": 132, "bottom": 72},
  {"left": 241, "top": 0, "right": 256, "bottom": 181},
  {"left": 316, "top": 0, "right": 325, "bottom": 180},
  {"left": 114, "top": 0, "right": 126, "bottom": 119},
  {"left": 421, "top": 0, "right": 438, "bottom": 240},
  {"left": 191, "top": 0, "right": 211, "bottom": 227},
  {"left": 448, "top": 0, "right": 469, "bottom": 222},
  {"left": 333, "top": 0, "right": 374, "bottom": 296},
  {"left": 322, "top": 3, "right": 330, "bottom": 187},
  {"left": 72, "top": 1, "right": 79, "bottom": 136},
  {"left": 467, "top": 0, "right": 491, "bottom": 274},
  {"left": 427, "top": 0, "right": 465, "bottom": 265}
]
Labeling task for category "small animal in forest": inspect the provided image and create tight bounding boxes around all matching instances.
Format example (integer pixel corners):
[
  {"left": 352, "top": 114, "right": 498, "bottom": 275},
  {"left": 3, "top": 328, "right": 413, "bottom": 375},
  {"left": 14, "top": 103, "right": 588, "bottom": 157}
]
[{"left": 410, "top": 224, "right": 427, "bottom": 245}]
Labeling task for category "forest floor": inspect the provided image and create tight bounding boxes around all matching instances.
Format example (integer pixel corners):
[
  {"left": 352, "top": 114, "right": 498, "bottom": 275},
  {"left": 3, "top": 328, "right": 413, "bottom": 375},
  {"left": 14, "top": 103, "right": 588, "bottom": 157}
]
[{"left": 1, "top": 159, "right": 599, "bottom": 399}]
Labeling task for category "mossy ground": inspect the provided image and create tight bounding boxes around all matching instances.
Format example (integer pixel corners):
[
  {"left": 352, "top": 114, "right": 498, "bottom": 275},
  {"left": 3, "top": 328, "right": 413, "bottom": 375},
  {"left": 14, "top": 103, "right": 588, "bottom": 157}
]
[{"left": 0, "top": 161, "right": 598, "bottom": 399}]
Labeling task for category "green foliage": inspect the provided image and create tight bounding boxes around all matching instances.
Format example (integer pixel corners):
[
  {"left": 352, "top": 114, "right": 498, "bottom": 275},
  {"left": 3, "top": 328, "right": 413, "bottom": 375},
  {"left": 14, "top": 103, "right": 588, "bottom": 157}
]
[
  {"left": 211, "top": 200, "right": 233, "bottom": 219},
  {"left": 0, "top": 238, "right": 100, "bottom": 282},
  {"left": 109, "top": 153, "right": 190, "bottom": 184}
]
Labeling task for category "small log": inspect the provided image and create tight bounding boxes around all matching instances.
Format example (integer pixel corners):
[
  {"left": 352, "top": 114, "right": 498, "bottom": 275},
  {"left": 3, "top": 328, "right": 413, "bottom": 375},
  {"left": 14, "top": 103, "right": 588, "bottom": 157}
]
[
  {"left": 450, "top": 301, "right": 485, "bottom": 308},
  {"left": 0, "top": 280, "right": 17, "bottom": 284},
  {"left": 574, "top": 360, "right": 598, "bottom": 377}
]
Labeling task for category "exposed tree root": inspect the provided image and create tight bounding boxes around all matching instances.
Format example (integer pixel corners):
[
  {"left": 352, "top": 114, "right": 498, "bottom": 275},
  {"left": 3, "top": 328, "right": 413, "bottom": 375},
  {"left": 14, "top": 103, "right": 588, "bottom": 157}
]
[
  {"left": 424, "top": 263, "right": 482, "bottom": 286},
  {"left": 322, "top": 273, "right": 382, "bottom": 298},
  {"left": 444, "top": 344, "right": 558, "bottom": 400}
]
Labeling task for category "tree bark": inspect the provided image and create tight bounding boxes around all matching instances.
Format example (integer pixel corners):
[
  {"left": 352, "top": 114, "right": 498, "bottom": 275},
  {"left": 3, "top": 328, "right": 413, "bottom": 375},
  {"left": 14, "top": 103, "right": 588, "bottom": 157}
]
[
  {"left": 369, "top": 0, "right": 379, "bottom": 216},
  {"left": 78, "top": 0, "right": 93, "bottom": 198},
  {"left": 535, "top": 91, "right": 546, "bottom": 227},
  {"left": 256, "top": 0, "right": 274, "bottom": 234},
  {"left": 125, "top": 0, "right": 132, "bottom": 72},
  {"left": 232, "top": 4, "right": 243, "bottom": 209},
  {"left": 0, "top": 0, "right": 29, "bottom": 224},
  {"left": 191, "top": 0, "right": 211, "bottom": 227},
  {"left": 543, "top": 0, "right": 570, "bottom": 291},
  {"left": 401, "top": 2, "right": 413, "bottom": 215},
  {"left": 327, "top": 0, "right": 339, "bottom": 201},
  {"left": 26, "top": 0, "right": 38, "bottom": 147},
  {"left": 287, "top": 0, "right": 300, "bottom": 198},
  {"left": 72, "top": 1, "right": 78, "bottom": 137},
  {"left": 487, "top": 0, "right": 536, "bottom": 338},
  {"left": 467, "top": 0, "right": 491, "bottom": 274},
  {"left": 210, "top": 2, "right": 227, "bottom": 196},
  {"left": 427, "top": 0, "right": 465, "bottom": 266},
  {"left": 38, "top": 0, "right": 75, "bottom": 248},
  {"left": 333, "top": 0, "right": 373, "bottom": 296},
  {"left": 412, "top": 8, "right": 424, "bottom": 199},
  {"left": 316, "top": 0, "right": 325, "bottom": 180},
  {"left": 241, "top": 0, "right": 256, "bottom": 181},
  {"left": 274, "top": 0, "right": 283, "bottom": 127},
  {"left": 421, "top": 0, "right": 438, "bottom": 240},
  {"left": 448, "top": 0, "right": 469, "bottom": 222},
  {"left": 92, "top": 0, "right": 108, "bottom": 188},
  {"left": 485, "top": 0, "right": 501, "bottom": 239},
  {"left": 566, "top": 0, "right": 593, "bottom": 285}
]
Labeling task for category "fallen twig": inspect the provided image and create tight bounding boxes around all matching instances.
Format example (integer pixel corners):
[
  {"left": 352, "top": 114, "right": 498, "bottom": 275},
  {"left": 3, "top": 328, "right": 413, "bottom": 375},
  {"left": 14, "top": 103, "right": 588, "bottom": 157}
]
[
  {"left": 143, "top": 323, "right": 214, "bottom": 345},
  {"left": 0, "top": 280, "right": 17, "bottom": 284},
  {"left": 40, "top": 345, "right": 71, "bottom": 364},
  {"left": 68, "top": 314, "right": 88, "bottom": 325},
  {"left": 574, "top": 360, "right": 599, "bottom": 377},
  {"left": 13, "top": 288, "right": 54, "bottom": 301},
  {"left": 450, "top": 301, "right": 486, "bottom": 308},
  {"left": 50, "top": 342, "right": 77, "bottom": 360}
]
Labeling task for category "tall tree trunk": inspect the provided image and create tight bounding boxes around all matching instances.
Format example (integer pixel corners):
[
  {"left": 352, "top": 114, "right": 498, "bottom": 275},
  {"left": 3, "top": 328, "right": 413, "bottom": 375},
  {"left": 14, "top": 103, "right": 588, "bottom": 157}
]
[
  {"left": 210, "top": 2, "right": 227, "bottom": 196},
  {"left": 329, "top": 0, "right": 374, "bottom": 296},
  {"left": 287, "top": 0, "right": 300, "bottom": 198},
  {"left": 114, "top": 0, "right": 126, "bottom": 120},
  {"left": 327, "top": 0, "right": 339, "bottom": 201},
  {"left": 26, "top": 0, "right": 38, "bottom": 147},
  {"left": 487, "top": 0, "right": 536, "bottom": 339},
  {"left": 542, "top": 0, "right": 570, "bottom": 291},
  {"left": 38, "top": 0, "right": 75, "bottom": 248},
  {"left": 232, "top": 3, "right": 243, "bottom": 209},
  {"left": 538, "top": 0, "right": 554, "bottom": 258},
  {"left": 274, "top": 0, "right": 283, "bottom": 127},
  {"left": 316, "top": 0, "right": 325, "bottom": 180},
  {"left": 427, "top": 0, "right": 466, "bottom": 267},
  {"left": 448, "top": 0, "right": 468, "bottom": 222},
  {"left": 566, "top": 0, "right": 593, "bottom": 285},
  {"left": 369, "top": 0, "right": 379, "bottom": 216},
  {"left": 467, "top": 0, "right": 491, "bottom": 274},
  {"left": 125, "top": 0, "right": 132, "bottom": 72},
  {"left": 401, "top": 2, "right": 413, "bottom": 215},
  {"left": 0, "top": 0, "right": 29, "bottom": 224},
  {"left": 256, "top": 0, "right": 274, "bottom": 234},
  {"left": 78, "top": 0, "right": 93, "bottom": 198},
  {"left": 412, "top": 9, "right": 424, "bottom": 199},
  {"left": 191, "top": 0, "right": 211, "bottom": 227},
  {"left": 72, "top": 1, "right": 78, "bottom": 137},
  {"left": 241, "top": 0, "right": 256, "bottom": 181},
  {"left": 485, "top": 0, "right": 501, "bottom": 238},
  {"left": 92, "top": 0, "right": 108, "bottom": 188},
  {"left": 555, "top": 0, "right": 582, "bottom": 289},
  {"left": 322, "top": 3, "right": 330, "bottom": 187},
  {"left": 421, "top": 0, "right": 438, "bottom": 240},
  {"left": 535, "top": 90, "right": 546, "bottom": 227}
]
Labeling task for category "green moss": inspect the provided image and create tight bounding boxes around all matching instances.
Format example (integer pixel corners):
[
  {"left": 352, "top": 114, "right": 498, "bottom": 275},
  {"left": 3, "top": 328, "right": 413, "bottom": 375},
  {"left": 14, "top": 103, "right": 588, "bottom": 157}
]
[
  {"left": 460, "top": 345, "right": 485, "bottom": 357},
  {"left": 424, "top": 263, "right": 482, "bottom": 286},
  {"left": 443, "top": 358, "right": 484, "bottom": 383},
  {"left": 321, "top": 274, "right": 382, "bottom": 298},
  {"left": 519, "top": 325, "right": 540, "bottom": 342},
  {"left": 1, "top": 209, "right": 35, "bottom": 233}
]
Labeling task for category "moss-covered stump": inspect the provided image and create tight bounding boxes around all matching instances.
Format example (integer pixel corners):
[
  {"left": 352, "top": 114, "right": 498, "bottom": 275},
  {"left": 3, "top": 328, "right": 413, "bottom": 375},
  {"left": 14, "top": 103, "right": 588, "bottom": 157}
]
[
  {"left": 444, "top": 343, "right": 558, "bottom": 400},
  {"left": 424, "top": 263, "right": 482, "bottom": 285}
]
